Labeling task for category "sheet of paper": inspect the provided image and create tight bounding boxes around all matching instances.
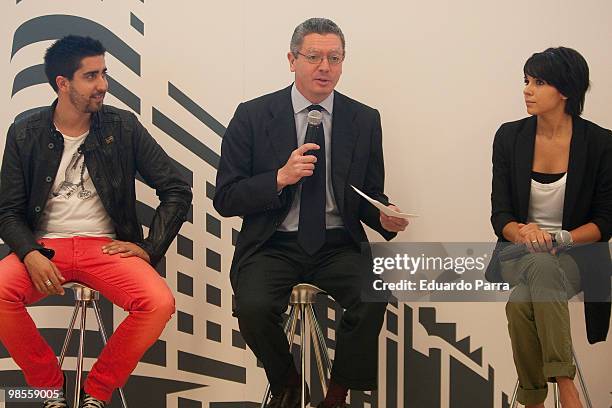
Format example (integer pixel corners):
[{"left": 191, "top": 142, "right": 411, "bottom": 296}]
[{"left": 351, "top": 185, "right": 419, "bottom": 219}]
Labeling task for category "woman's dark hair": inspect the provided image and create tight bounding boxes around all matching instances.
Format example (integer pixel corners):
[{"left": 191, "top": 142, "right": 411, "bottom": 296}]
[
  {"left": 44, "top": 35, "right": 106, "bottom": 92},
  {"left": 523, "top": 47, "right": 590, "bottom": 116}
]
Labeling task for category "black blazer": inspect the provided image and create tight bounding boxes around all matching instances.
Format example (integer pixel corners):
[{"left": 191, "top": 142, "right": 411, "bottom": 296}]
[
  {"left": 487, "top": 115, "right": 612, "bottom": 344},
  {"left": 214, "top": 86, "right": 396, "bottom": 286}
]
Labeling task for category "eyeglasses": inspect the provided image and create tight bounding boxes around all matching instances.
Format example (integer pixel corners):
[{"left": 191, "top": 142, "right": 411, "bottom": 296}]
[{"left": 296, "top": 51, "right": 345, "bottom": 65}]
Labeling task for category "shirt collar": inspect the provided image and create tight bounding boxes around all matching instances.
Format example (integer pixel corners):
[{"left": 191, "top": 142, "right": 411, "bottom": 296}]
[{"left": 291, "top": 83, "right": 334, "bottom": 115}]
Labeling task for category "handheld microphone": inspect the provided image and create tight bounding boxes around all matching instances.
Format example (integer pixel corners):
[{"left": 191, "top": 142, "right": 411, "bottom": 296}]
[
  {"left": 304, "top": 110, "right": 323, "bottom": 145},
  {"left": 498, "top": 230, "right": 573, "bottom": 261}
]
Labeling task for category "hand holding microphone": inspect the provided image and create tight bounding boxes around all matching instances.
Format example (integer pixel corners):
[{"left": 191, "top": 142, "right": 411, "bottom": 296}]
[
  {"left": 499, "top": 224, "right": 574, "bottom": 261},
  {"left": 276, "top": 110, "right": 323, "bottom": 191},
  {"left": 518, "top": 222, "right": 555, "bottom": 253},
  {"left": 517, "top": 223, "right": 574, "bottom": 253},
  {"left": 276, "top": 143, "right": 319, "bottom": 190}
]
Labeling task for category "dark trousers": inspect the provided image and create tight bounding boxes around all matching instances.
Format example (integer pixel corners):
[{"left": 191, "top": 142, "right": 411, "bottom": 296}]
[{"left": 233, "top": 229, "right": 387, "bottom": 395}]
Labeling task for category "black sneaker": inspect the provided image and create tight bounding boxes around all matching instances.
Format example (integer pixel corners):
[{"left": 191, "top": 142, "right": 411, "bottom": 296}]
[
  {"left": 43, "top": 373, "right": 68, "bottom": 408},
  {"left": 43, "top": 396, "right": 69, "bottom": 408},
  {"left": 79, "top": 390, "right": 106, "bottom": 408}
]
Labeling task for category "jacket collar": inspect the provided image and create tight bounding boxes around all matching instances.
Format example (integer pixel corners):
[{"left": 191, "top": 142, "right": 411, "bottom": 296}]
[
  {"left": 39, "top": 99, "right": 104, "bottom": 151},
  {"left": 39, "top": 98, "right": 103, "bottom": 133}
]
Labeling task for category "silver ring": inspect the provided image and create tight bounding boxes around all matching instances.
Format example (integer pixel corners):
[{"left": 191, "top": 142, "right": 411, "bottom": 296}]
[{"left": 44, "top": 280, "right": 52, "bottom": 286}]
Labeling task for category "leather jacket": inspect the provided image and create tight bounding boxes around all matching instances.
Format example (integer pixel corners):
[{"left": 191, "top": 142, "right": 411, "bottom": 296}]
[{"left": 0, "top": 101, "right": 192, "bottom": 266}]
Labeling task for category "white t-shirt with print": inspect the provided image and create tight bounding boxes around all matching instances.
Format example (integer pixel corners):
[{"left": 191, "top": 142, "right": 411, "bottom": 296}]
[{"left": 36, "top": 131, "right": 116, "bottom": 239}]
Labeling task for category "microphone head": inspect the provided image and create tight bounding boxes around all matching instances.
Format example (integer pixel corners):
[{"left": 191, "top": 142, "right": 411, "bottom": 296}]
[
  {"left": 307, "top": 110, "right": 323, "bottom": 126},
  {"left": 554, "top": 230, "right": 573, "bottom": 247}
]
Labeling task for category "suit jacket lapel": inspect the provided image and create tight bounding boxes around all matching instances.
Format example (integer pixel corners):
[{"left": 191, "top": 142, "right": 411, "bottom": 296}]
[
  {"left": 563, "top": 117, "right": 587, "bottom": 227},
  {"left": 267, "top": 86, "right": 297, "bottom": 169},
  {"left": 331, "top": 91, "right": 358, "bottom": 213},
  {"left": 515, "top": 116, "right": 536, "bottom": 222}
]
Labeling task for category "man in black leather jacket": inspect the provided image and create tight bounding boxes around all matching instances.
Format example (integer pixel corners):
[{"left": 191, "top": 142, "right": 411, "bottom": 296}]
[{"left": 0, "top": 35, "right": 192, "bottom": 408}]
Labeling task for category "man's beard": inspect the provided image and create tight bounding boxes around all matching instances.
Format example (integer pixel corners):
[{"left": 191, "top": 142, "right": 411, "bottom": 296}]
[{"left": 69, "top": 88, "right": 104, "bottom": 113}]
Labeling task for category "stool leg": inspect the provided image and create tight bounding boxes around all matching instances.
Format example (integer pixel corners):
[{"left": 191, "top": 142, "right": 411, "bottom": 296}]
[
  {"left": 572, "top": 346, "right": 593, "bottom": 408},
  {"left": 553, "top": 383, "right": 560, "bottom": 408},
  {"left": 59, "top": 301, "right": 80, "bottom": 368},
  {"left": 260, "top": 385, "right": 272, "bottom": 407},
  {"left": 287, "top": 305, "right": 299, "bottom": 350},
  {"left": 260, "top": 306, "right": 298, "bottom": 408},
  {"left": 306, "top": 305, "right": 328, "bottom": 395},
  {"left": 509, "top": 379, "right": 519, "bottom": 407},
  {"left": 283, "top": 306, "right": 297, "bottom": 337},
  {"left": 92, "top": 300, "right": 128, "bottom": 408},
  {"left": 300, "top": 306, "right": 307, "bottom": 408},
  {"left": 308, "top": 305, "right": 332, "bottom": 377},
  {"left": 74, "top": 301, "right": 88, "bottom": 408}
]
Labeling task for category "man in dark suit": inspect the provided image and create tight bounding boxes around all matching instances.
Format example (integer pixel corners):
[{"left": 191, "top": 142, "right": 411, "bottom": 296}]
[{"left": 214, "top": 18, "right": 408, "bottom": 408}]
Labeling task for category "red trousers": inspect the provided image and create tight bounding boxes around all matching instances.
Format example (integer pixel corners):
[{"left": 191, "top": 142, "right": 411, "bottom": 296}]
[{"left": 0, "top": 237, "right": 175, "bottom": 402}]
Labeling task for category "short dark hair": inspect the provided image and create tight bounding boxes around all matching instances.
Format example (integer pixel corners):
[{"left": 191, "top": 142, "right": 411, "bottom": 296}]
[
  {"left": 290, "top": 18, "right": 345, "bottom": 57},
  {"left": 44, "top": 35, "right": 106, "bottom": 92},
  {"left": 523, "top": 47, "right": 590, "bottom": 116}
]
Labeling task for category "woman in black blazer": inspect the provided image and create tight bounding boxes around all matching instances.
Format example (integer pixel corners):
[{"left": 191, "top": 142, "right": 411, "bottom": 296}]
[{"left": 488, "top": 47, "right": 612, "bottom": 407}]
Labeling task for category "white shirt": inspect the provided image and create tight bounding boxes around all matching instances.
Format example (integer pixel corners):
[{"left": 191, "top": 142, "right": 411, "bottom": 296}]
[{"left": 36, "top": 130, "right": 116, "bottom": 239}]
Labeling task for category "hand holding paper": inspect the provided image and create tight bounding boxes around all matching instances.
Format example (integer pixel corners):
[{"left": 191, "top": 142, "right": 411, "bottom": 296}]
[
  {"left": 380, "top": 204, "right": 410, "bottom": 232},
  {"left": 350, "top": 185, "right": 416, "bottom": 233},
  {"left": 351, "top": 185, "right": 418, "bottom": 219}
]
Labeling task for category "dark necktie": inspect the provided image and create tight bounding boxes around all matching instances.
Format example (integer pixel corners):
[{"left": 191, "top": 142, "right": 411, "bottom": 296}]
[{"left": 297, "top": 104, "right": 326, "bottom": 254}]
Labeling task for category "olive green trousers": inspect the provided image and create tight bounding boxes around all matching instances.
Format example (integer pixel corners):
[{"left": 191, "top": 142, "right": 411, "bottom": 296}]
[{"left": 502, "top": 252, "right": 581, "bottom": 405}]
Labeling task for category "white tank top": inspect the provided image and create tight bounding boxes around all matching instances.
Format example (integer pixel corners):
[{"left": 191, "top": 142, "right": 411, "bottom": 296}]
[{"left": 527, "top": 173, "right": 567, "bottom": 233}]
